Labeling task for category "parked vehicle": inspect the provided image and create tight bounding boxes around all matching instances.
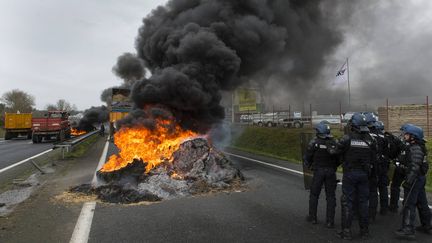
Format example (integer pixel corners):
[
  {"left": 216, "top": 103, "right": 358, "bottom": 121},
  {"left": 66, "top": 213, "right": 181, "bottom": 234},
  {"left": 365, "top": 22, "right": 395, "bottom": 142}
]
[
  {"left": 279, "top": 118, "right": 305, "bottom": 128},
  {"left": 250, "top": 112, "right": 306, "bottom": 128},
  {"left": 4, "top": 113, "right": 32, "bottom": 140},
  {"left": 240, "top": 114, "right": 253, "bottom": 123},
  {"left": 31, "top": 111, "right": 71, "bottom": 143},
  {"left": 251, "top": 113, "right": 278, "bottom": 127},
  {"left": 311, "top": 115, "right": 341, "bottom": 125}
]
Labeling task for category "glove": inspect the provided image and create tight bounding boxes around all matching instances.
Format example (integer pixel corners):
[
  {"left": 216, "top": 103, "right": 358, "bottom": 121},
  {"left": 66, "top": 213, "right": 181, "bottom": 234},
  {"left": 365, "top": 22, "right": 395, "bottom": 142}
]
[
  {"left": 303, "top": 160, "right": 312, "bottom": 170},
  {"left": 402, "top": 179, "right": 413, "bottom": 189}
]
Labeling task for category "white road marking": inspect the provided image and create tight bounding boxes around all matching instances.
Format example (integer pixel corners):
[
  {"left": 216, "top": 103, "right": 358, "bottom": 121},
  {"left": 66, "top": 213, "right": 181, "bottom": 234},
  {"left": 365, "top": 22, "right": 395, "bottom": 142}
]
[
  {"left": 91, "top": 138, "right": 110, "bottom": 186},
  {"left": 225, "top": 152, "right": 432, "bottom": 209},
  {"left": 0, "top": 149, "right": 53, "bottom": 174},
  {"left": 69, "top": 202, "right": 97, "bottom": 243},
  {"left": 225, "top": 152, "right": 303, "bottom": 176},
  {"left": 70, "top": 137, "right": 110, "bottom": 243}
]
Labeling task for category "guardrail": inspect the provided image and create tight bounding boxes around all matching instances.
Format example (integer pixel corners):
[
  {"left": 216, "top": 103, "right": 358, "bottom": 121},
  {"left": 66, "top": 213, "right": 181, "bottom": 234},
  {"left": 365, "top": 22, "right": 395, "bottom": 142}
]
[{"left": 54, "top": 129, "right": 101, "bottom": 158}]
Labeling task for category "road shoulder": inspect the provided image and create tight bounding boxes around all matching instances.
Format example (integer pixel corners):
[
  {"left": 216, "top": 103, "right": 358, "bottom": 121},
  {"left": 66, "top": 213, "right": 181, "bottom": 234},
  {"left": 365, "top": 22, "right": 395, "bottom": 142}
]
[{"left": 0, "top": 137, "right": 105, "bottom": 243}]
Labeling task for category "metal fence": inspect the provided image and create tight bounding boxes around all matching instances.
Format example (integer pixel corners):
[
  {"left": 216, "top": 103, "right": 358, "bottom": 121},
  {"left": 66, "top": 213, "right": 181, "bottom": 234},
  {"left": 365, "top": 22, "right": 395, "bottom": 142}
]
[{"left": 229, "top": 95, "right": 432, "bottom": 138}]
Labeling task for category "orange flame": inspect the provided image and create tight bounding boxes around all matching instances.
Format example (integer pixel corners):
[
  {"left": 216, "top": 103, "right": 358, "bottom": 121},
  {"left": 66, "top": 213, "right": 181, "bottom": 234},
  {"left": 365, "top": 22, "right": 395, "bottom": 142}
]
[
  {"left": 71, "top": 128, "right": 86, "bottom": 136},
  {"left": 100, "top": 119, "right": 198, "bottom": 173}
]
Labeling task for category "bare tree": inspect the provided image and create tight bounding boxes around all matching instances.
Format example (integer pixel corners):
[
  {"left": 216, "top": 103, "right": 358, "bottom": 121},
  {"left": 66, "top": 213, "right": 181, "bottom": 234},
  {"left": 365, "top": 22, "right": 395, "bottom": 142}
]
[
  {"left": 45, "top": 104, "right": 58, "bottom": 111},
  {"left": 45, "top": 99, "right": 76, "bottom": 112},
  {"left": 1, "top": 89, "right": 35, "bottom": 113}
]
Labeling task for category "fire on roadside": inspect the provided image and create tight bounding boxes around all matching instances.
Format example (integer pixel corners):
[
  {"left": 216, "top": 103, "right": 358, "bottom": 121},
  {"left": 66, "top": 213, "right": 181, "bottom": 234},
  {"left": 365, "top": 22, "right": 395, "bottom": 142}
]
[
  {"left": 71, "top": 128, "right": 86, "bottom": 136},
  {"left": 100, "top": 118, "right": 198, "bottom": 173}
]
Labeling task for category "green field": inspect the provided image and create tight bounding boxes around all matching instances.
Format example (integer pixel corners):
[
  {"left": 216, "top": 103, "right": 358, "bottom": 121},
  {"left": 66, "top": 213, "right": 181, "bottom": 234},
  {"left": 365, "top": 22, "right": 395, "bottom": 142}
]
[
  {"left": 231, "top": 126, "right": 343, "bottom": 163},
  {"left": 0, "top": 128, "right": 4, "bottom": 138},
  {"left": 231, "top": 126, "right": 432, "bottom": 191}
]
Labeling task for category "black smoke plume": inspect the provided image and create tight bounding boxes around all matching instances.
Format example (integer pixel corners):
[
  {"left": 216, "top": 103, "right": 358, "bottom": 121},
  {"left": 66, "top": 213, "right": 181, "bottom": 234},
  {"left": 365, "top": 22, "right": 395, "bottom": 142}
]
[
  {"left": 112, "top": 53, "right": 145, "bottom": 86},
  {"left": 78, "top": 106, "right": 109, "bottom": 131},
  {"left": 122, "top": 0, "right": 344, "bottom": 132},
  {"left": 101, "top": 53, "right": 146, "bottom": 104}
]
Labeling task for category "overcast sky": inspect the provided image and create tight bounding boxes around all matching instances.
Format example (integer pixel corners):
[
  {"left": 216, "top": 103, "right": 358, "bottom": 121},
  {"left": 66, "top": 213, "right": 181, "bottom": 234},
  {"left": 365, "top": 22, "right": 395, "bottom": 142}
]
[
  {"left": 0, "top": 0, "right": 166, "bottom": 110},
  {"left": 1, "top": 0, "right": 432, "bottom": 111}
]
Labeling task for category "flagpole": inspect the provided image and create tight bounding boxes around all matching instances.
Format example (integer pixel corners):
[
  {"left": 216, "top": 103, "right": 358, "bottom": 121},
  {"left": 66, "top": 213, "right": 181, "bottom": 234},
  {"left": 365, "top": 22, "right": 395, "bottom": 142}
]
[{"left": 347, "top": 57, "right": 351, "bottom": 109}]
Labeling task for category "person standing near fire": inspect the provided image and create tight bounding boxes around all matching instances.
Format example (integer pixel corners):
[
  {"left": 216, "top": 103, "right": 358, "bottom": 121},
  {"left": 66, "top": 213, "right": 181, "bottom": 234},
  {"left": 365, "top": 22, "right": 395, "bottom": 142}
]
[
  {"left": 389, "top": 124, "right": 412, "bottom": 212},
  {"left": 304, "top": 122, "right": 339, "bottom": 228},
  {"left": 395, "top": 124, "right": 431, "bottom": 239},
  {"left": 336, "top": 113, "right": 376, "bottom": 240}
]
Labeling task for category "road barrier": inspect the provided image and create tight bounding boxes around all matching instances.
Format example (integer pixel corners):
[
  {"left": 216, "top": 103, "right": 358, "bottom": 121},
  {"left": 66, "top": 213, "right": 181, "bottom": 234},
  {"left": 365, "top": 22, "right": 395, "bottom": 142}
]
[{"left": 54, "top": 130, "right": 101, "bottom": 158}]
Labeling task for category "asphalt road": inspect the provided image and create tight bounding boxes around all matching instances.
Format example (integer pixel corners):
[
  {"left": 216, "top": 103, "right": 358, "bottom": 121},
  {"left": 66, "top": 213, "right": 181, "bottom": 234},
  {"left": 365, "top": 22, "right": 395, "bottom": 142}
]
[
  {"left": 87, "top": 147, "right": 430, "bottom": 243},
  {"left": 1, "top": 139, "right": 430, "bottom": 243},
  {"left": 0, "top": 138, "right": 52, "bottom": 170}
]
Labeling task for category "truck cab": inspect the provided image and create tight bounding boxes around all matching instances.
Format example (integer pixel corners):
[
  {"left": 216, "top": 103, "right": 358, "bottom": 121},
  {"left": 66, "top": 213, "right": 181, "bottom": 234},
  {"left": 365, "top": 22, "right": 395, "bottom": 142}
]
[{"left": 32, "top": 111, "right": 71, "bottom": 143}]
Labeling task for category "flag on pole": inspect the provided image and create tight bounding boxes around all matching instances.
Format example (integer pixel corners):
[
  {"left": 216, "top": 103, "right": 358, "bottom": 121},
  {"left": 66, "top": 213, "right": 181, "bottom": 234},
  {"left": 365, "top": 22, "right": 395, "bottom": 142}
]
[{"left": 332, "top": 60, "right": 348, "bottom": 86}]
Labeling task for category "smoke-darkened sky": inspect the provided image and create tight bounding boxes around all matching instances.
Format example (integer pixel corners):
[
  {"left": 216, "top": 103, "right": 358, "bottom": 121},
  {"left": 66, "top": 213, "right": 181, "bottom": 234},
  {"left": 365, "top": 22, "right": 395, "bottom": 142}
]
[{"left": 1, "top": 1, "right": 432, "bottom": 111}]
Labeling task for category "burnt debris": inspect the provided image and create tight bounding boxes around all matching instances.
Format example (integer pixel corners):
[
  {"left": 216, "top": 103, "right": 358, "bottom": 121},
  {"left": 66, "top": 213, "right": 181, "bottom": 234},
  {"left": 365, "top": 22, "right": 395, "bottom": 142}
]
[{"left": 71, "top": 138, "right": 243, "bottom": 204}]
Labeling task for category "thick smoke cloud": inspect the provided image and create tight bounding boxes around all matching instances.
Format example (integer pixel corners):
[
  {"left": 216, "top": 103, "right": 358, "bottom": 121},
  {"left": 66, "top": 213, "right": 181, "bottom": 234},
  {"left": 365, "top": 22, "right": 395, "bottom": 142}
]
[
  {"left": 264, "top": 1, "right": 432, "bottom": 113},
  {"left": 128, "top": 0, "right": 343, "bottom": 132},
  {"left": 112, "top": 52, "right": 146, "bottom": 86},
  {"left": 78, "top": 106, "right": 109, "bottom": 131},
  {"left": 101, "top": 53, "right": 146, "bottom": 104}
]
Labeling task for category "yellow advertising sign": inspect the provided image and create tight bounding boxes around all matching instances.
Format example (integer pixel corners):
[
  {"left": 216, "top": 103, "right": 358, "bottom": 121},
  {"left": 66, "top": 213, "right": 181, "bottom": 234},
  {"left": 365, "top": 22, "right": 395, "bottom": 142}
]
[{"left": 237, "top": 89, "right": 257, "bottom": 112}]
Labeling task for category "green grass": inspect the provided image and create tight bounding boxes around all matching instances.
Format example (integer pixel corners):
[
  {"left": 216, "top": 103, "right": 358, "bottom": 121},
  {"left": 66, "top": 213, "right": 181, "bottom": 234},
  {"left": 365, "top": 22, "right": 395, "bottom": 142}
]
[
  {"left": 426, "top": 142, "right": 432, "bottom": 191},
  {"left": 0, "top": 128, "right": 4, "bottom": 138},
  {"left": 231, "top": 127, "right": 344, "bottom": 163},
  {"left": 232, "top": 127, "right": 304, "bottom": 163},
  {"left": 64, "top": 135, "right": 100, "bottom": 158}
]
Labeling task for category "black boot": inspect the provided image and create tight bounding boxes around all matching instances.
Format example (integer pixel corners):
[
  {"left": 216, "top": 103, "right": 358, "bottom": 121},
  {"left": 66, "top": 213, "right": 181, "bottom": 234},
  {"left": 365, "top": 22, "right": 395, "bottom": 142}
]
[
  {"left": 360, "top": 227, "right": 370, "bottom": 240},
  {"left": 306, "top": 215, "right": 318, "bottom": 224},
  {"left": 395, "top": 228, "right": 415, "bottom": 240},
  {"left": 326, "top": 221, "right": 335, "bottom": 229},
  {"left": 336, "top": 229, "right": 352, "bottom": 240}
]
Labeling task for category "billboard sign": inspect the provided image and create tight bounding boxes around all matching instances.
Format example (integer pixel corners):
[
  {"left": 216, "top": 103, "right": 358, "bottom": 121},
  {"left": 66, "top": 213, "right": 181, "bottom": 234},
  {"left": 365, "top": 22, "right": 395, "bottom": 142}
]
[
  {"left": 237, "top": 88, "right": 257, "bottom": 112},
  {"left": 111, "top": 88, "right": 132, "bottom": 112}
]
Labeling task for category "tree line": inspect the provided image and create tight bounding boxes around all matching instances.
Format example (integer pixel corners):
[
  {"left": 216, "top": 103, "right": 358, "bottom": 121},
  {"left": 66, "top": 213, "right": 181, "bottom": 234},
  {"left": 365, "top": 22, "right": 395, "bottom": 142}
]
[{"left": 0, "top": 89, "right": 79, "bottom": 126}]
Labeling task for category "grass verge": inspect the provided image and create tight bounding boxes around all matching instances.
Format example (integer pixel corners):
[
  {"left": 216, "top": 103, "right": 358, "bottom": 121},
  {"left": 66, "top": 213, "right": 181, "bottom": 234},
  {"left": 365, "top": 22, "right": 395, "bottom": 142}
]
[
  {"left": 231, "top": 126, "right": 343, "bottom": 163},
  {"left": 64, "top": 135, "right": 100, "bottom": 159},
  {"left": 0, "top": 128, "right": 4, "bottom": 138}
]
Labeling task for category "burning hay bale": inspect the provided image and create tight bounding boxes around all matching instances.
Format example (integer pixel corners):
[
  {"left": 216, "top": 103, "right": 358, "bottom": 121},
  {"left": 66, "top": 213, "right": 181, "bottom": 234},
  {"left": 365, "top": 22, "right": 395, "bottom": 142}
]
[
  {"left": 96, "top": 159, "right": 147, "bottom": 184},
  {"left": 72, "top": 138, "right": 243, "bottom": 204}
]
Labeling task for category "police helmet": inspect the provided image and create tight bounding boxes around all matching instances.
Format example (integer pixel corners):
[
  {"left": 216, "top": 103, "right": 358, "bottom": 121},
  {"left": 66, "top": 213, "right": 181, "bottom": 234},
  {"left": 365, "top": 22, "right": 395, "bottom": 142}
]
[
  {"left": 315, "top": 122, "right": 332, "bottom": 138},
  {"left": 350, "top": 112, "right": 369, "bottom": 133},
  {"left": 400, "top": 123, "right": 413, "bottom": 132},
  {"left": 374, "top": 121, "right": 385, "bottom": 131},
  {"left": 364, "top": 112, "right": 378, "bottom": 128},
  {"left": 403, "top": 124, "right": 424, "bottom": 141}
]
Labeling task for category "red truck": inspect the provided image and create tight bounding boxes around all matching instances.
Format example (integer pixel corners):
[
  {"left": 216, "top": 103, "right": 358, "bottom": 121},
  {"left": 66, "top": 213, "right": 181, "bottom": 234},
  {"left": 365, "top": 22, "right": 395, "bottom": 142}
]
[{"left": 31, "top": 111, "right": 71, "bottom": 143}]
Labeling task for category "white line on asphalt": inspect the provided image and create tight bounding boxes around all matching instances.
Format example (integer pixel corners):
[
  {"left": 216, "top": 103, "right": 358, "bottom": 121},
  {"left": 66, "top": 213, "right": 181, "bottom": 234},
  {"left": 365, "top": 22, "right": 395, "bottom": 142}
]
[
  {"left": 0, "top": 149, "right": 53, "bottom": 174},
  {"left": 225, "top": 152, "right": 432, "bottom": 209},
  {"left": 70, "top": 137, "right": 110, "bottom": 243},
  {"left": 91, "top": 138, "right": 110, "bottom": 186},
  {"left": 225, "top": 152, "right": 304, "bottom": 176},
  {"left": 69, "top": 202, "right": 97, "bottom": 243}
]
